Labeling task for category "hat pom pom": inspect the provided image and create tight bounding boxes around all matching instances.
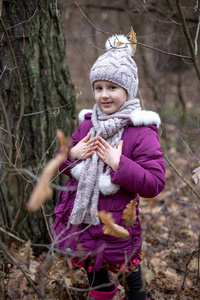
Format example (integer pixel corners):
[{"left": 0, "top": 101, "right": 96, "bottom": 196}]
[{"left": 105, "top": 35, "right": 132, "bottom": 56}]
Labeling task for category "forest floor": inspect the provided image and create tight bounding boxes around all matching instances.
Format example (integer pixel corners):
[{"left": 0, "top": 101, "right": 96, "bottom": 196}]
[{"left": 1, "top": 142, "right": 200, "bottom": 300}]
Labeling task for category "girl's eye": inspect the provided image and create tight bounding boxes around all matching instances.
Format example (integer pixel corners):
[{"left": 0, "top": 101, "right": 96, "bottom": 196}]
[
  {"left": 110, "top": 86, "right": 116, "bottom": 90},
  {"left": 95, "top": 86, "right": 102, "bottom": 91}
]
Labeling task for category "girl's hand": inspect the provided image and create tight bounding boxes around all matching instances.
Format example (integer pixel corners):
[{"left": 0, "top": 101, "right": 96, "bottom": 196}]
[
  {"left": 97, "top": 136, "right": 123, "bottom": 172},
  {"left": 70, "top": 133, "right": 99, "bottom": 160}
]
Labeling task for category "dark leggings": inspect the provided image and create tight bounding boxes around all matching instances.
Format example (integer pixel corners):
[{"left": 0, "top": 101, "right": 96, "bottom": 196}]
[{"left": 84, "top": 262, "right": 146, "bottom": 300}]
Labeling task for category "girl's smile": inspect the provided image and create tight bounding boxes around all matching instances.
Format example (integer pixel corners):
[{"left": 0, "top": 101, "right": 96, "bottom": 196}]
[{"left": 94, "top": 80, "right": 127, "bottom": 114}]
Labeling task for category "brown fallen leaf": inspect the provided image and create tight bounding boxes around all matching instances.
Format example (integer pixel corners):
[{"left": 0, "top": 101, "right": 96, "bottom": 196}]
[
  {"left": 27, "top": 130, "right": 69, "bottom": 212},
  {"left": 69, "top": 267, "right": 87, "bottom": 285},
  {"left": 94, "top": 210, "right": 130, "bottom": 239},
  {"left": 122, "top": 198, "right": 137, "bottom": 226},
  {"left": 116, "top": 40, "right": 124, "bottom": 47},
  {"left": 192, "top": 166, "right": 200, "bottom": 184},
  {"left": 64, "top": 277, "right": 72, "bottom": 287},
  {"left": 24, "top": 239, "right": 34, "bottom": 269},
  {"left": 128, "top": 27, "right": 137, "bottom": 56}
]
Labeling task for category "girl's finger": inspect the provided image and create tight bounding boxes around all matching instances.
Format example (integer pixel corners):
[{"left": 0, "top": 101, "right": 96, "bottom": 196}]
[
  {"left": 97, "top": 136, "right": 106, "bottom": 144},
  {"left": 88, "top": 138, "right": 98, "bottom": 145},
  {"left": 98, "top": 136, "right": 109, "bottom": 148},
  {"left": 82, "top": 133, "right": 91, "bottom": 142}
]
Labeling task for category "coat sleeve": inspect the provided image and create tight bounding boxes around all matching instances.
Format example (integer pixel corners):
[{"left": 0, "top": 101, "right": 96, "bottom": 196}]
[{"left": 110, "top": 128, "right": 166, "bottom": 198}]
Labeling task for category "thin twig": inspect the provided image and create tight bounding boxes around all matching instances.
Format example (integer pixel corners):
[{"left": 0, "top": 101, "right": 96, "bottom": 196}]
[
  {"left": 0, "top": 0, "right": 3, "bottom": 18},
  {"left": 0, "top": 64, "right": 7, "bottom": 81},
  {"left": 15, "top": 168, "right": 75, "bottom": 191},
  {"left": 74, "top": 1, "right": 113, "bottom": 36},
  {"left": 55, "top": 0, "right": 59, "bottom": 16},
  {"left": 131, "top": 41, "right": 192, "bottom": 60},
  {"left": 41, "top": 205, "right": 53, "bottom": 242},
  {"left": 196, "top": 234, "right": 200, "bottom": 285},
  {"left": 0, "top": 227, "right": 26, "bottom": 243},
  {"left": 14, "top": 134, "right": 24, "bottom": 166},
  {"left": 195, "top": 15, "right": 200, "bottom": 55},
  {"left": 2, "top": 146, "right": 33, "bottom": 184},
  {"left": 23, "top": 96, "right": 76, "bottom": 116},
  {"left": 194, "top": 0, "right": 199, "bottom": 12},
  {"left": 0, "top": 95, "right": 13, "bottom": 162},
  {"left": 176, "top": 0, "right": 200, "bottom": 79},
  {"left": 178, "top": 130, "right": 200, "bottom": 162},
  {"left": 6, "top": 9, "right": 37, "bottom": 30},
  {"left": 61, "top": 23, "right": 91, "bottom": 70},
  {"left": 35, "top": 134, "right": 57, "bottom": 179},
  {"left": 175, "top": 250, "right": 196, "bottom": 299},
  {"left": 163, "top": 153, "right": 200, "bottom": 201}
]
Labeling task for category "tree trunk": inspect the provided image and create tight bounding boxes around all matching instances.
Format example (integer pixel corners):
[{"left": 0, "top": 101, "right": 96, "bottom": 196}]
[{"left": 0, "top": 0, "right": 76, "bottom": 245}]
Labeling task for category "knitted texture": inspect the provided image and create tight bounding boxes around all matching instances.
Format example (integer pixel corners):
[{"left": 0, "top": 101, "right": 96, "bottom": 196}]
[
  {"left": 69, "top": 100, "right": 141, "bottom": 225},
  {"left": 90, "top": 35, "right": 138, "bottom": 100}
]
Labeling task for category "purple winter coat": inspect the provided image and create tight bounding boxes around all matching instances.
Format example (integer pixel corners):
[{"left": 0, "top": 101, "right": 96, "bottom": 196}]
[{"left": 52, "top": 111, "right": 166, "bottom": 271}]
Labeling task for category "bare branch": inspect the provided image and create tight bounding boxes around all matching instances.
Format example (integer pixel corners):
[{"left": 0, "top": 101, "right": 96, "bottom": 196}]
[
  {"left": 0, "top": 227, "right": 26, "bottom": 243},
  {"left": 176, "top": 0, "right": 200, "bottom": 79},
  {"left": 175, "top": 251, "right": 197, "bottom": 299},
  {"left": 195, "top": 15, "right": 200, "bottom": 55},
  {"left": 0, "top": 96, "right": 13, "bottom": 162},
  {"left": 74, "top": 1, "right": 113, "bottom": 37},
  {"left": 6, "top": 9, "right": 37, "bottom": 30},
  {"left": 136, "top": 41, "right": 192, "bottom": 60},
  {"left": 0, "top": 0, "right": 2, "bottom": 18},
  {"left": 62, "top": 23, "right": 91, "bottom": 70},
  {"left": 0, "top": 64, "right": 7, "bottom": 81},
  {"left": 194, "top": 0, "right": 199, "bottom": 12},
  {"left": 163, "top": 153, "right": 200, "bottom": 202}
]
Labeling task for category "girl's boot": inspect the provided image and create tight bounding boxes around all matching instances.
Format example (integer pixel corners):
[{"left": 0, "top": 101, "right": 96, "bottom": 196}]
[{"left": 89, "top": 282, "right": 118, "bottom": 300}]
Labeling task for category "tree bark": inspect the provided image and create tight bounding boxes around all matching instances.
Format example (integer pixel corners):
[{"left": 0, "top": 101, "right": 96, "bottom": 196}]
[{"left": 0, "top": 0, "right": 76, "bottom": 244}]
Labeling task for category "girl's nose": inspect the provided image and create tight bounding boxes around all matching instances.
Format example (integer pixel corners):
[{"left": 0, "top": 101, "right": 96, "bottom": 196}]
[{"left": 101, "top": 89, "right": 109, "bottom": 99}]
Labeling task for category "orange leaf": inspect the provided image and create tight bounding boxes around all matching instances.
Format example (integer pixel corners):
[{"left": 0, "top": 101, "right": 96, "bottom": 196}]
[
  {"left": 122, "top": 198, "right": 137, "bottom": 226},
  {"left": 96, "top": 210, "right": 130, "bottom": 239},
  {"left": 117, "top": 40, "right": 124, "bottom": 47},
  {"left": 27, "top": 130, "right": 69, "bottom": 212},
  {"left": 128, "top": 27, "right": 137, "bottom": 56}
]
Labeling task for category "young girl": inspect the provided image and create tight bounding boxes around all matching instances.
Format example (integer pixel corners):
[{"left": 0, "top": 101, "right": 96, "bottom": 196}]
[{"left": 52, "top": 35, "right": 166, "bottom": 300}]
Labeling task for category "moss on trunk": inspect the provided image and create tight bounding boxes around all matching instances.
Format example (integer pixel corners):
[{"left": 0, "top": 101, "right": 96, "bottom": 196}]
[{"left": 0, "top": 0, "right": 76, "bottom": 244}]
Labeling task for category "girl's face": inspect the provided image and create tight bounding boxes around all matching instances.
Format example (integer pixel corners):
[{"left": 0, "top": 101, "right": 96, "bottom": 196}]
[{"left": 94, "top": 80, "right": 127, "bottom": 114}]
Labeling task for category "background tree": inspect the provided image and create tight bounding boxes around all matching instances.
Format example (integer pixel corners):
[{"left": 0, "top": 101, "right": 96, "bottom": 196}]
[{"left": 0, "top": 0, "right": 76, "bottom": 244}]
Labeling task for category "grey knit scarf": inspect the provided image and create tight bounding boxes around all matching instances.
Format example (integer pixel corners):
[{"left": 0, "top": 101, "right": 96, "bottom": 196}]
[{"left": 70, "top": 99, "right": 141, "bottom": 225}]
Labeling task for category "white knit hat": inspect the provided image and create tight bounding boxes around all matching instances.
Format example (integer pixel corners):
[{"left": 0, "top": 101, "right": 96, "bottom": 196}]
[{"left": 90, "top": 35, "right": 138, "bottom": 100}]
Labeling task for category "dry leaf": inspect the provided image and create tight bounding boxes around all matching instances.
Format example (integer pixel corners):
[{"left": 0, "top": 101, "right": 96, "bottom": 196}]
[
  {"left": 128, "top": 27, "right": 137, "bottom": 56},
  {"left": 24, "top": 239, "right": 34, "bottom": 269},
  {"left": 192, "top": 166, "right": 200, "bottom": 184},
  {"left": 27, "top": 130, "right": 69, "bottom": 212},
  {"left": 68, "top": 268, "right": 87, "bottom": 285},
  {"left": 96, "top": 210, "right": 130, "bottom": 239},
  {"left": 117, "top": 40, "right": 124, "bottom": 47},
  {"left": 122, "top": 198, "right": 137, "bottom": 226},
  {"left": 64, "top": 277, "right": 72, "bottom": 287},
  {"left": 143, "top": 265, "right": 155, "bottom": 284}
]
